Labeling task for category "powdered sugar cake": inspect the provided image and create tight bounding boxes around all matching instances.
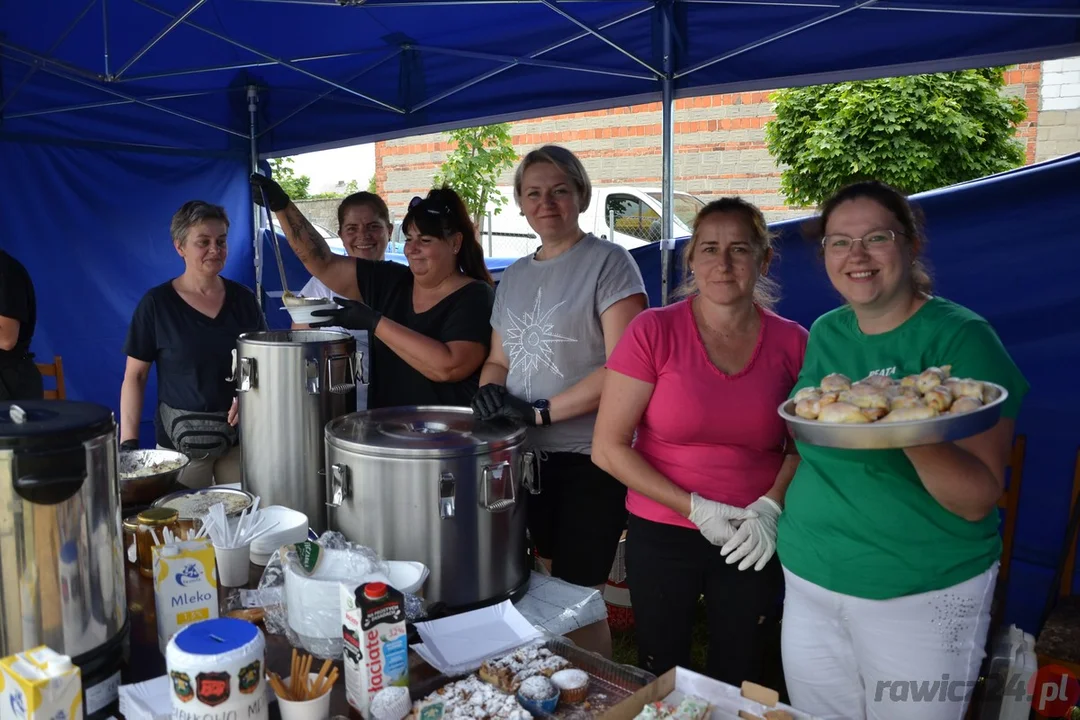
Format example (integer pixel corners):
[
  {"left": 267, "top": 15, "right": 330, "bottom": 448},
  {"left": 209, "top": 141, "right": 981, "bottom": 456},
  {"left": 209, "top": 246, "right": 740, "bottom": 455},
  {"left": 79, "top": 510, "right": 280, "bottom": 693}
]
[
  {"left": 477, "top": 643, "right": 573, "bottom": 693},
  {"left": 410, "top": 675, "right": 531, "bottom": 720}
]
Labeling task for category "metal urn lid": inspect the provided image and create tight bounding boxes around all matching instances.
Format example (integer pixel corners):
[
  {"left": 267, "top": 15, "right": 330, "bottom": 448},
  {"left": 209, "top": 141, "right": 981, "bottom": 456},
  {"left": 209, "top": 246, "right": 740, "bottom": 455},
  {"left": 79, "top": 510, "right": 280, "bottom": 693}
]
[
  {"left": 326, "top": 406, "right": 526, "bottom": 458},
  {"left": 0, "top": 401, "right": 115, "bottom": 451}
]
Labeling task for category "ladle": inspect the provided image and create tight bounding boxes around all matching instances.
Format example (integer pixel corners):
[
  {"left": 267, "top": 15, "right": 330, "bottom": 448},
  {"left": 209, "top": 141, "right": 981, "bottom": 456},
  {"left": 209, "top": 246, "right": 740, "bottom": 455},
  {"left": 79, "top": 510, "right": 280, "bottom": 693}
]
[{"left": 258, "top": 180, "right": 298, "bottom": 304}]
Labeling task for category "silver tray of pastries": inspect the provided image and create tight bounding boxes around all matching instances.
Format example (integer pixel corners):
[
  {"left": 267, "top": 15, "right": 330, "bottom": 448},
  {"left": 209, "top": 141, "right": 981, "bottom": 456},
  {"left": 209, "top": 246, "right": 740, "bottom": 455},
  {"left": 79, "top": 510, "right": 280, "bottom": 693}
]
[{"left": 778, "top": 366, "right": 1008, "bottom": 449}]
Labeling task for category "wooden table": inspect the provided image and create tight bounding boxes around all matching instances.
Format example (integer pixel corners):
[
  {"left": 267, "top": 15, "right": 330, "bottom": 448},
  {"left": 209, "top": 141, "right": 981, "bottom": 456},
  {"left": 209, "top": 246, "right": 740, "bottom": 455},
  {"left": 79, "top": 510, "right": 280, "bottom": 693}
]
[{"left": 122, "top": 560, "right": 442, "bottom": 720}]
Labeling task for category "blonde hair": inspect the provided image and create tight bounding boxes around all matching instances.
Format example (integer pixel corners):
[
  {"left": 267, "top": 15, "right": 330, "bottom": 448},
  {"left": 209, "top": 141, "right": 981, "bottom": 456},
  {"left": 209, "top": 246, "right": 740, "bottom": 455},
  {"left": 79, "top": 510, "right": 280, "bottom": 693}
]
[
  {"left": 513, "top": 145, "right": 592, "bottom": 212},
  {"left": 675, "top": 197, "right": 781, "bottom": 310}
]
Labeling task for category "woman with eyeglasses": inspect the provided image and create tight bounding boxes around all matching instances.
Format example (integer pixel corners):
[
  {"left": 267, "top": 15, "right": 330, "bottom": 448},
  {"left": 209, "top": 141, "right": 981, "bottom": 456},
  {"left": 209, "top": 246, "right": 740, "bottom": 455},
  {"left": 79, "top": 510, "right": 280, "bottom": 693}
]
[
  {"left": 252, "top": 174, "right": 495, "bottom": 408},
  {"left": 290, "top": 191, "right": 392, "bottom": 411},
  {"left": 777, "top": 181, "right": 1028, "bottom": 720}
]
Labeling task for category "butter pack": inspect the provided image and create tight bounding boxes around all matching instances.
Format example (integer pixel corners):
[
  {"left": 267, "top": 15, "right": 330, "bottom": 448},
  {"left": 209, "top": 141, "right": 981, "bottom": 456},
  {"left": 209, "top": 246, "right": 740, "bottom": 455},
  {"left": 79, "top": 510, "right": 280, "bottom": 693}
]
[
  {"left": 0, "top": 646, "right": 83, "bottom": 720},
  {"left": 154, "top": 538, "right": 220, "bottom": 654}
]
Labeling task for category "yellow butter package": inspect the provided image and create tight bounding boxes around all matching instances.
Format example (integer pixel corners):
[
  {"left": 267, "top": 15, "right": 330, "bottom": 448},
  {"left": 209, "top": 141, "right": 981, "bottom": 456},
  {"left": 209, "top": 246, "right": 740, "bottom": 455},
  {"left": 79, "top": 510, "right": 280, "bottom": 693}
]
[
  {"left": 0, "top": 646, "right": 83, "bottom": 720},
  {"left": 154, "top": 538, "right": 220, "bottom": 654}
]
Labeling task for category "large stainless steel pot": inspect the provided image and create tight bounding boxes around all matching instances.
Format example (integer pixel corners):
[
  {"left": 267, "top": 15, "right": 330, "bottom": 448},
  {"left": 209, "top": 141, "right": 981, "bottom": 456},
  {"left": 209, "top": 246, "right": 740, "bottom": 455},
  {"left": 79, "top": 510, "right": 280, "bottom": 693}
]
[
  {"left": 0, "top": 401, "right": 127, "bottom": 720},
  {"left": 237, "top": 330, "right": 357, "bottom": 534},
  {"left": 325, "top": 406, "right": 531, "bottom": 610}
]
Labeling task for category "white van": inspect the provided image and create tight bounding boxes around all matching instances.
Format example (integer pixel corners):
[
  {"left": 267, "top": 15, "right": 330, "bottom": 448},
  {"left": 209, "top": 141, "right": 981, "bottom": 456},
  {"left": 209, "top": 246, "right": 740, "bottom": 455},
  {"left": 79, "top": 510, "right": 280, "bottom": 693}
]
[{"left": 392, "top": 186, "right": 704, "bottom": 258}]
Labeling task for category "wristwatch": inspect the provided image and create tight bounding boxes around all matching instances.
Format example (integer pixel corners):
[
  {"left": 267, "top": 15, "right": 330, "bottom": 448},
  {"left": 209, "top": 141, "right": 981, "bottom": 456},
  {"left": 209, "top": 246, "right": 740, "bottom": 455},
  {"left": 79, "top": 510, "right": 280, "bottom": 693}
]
[{"left": 532, "top": 399, "right": 551, "bottom": 426}]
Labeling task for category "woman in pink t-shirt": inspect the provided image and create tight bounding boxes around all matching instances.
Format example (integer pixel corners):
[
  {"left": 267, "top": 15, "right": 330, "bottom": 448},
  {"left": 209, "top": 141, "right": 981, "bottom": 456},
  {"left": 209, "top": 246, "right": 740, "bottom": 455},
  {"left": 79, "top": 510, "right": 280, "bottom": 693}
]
[{"left": 592, "top": 198, "right": 807, "bottom": 684}]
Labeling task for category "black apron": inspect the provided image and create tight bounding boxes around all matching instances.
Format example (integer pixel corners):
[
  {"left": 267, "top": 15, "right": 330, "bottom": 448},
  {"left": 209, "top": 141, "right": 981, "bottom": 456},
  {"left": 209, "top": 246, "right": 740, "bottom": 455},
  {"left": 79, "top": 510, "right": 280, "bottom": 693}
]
[{"left": 0, "top": 355, "right": 45, "bottom": 401}]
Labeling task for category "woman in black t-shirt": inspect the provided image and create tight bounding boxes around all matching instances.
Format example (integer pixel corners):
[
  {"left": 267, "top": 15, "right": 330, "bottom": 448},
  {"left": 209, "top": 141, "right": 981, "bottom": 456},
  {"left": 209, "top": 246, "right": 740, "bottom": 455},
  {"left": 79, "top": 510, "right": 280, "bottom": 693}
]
[
  {"left": 120, "top": 201, "right": 267, "bottom": 488},
  {"left": 251, "top": 177, "right": 494, "bottom": 408}
]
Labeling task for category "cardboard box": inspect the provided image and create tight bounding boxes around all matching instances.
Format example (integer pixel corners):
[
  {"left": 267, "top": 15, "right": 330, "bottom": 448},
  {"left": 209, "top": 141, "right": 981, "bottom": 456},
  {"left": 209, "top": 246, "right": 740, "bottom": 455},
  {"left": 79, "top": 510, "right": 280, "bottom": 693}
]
[
  {"left": 0, "top": 646, "right": 83, "bottom": 720},
  {"left": 600, "top": 667, "right": 820, "bottom": 720}
]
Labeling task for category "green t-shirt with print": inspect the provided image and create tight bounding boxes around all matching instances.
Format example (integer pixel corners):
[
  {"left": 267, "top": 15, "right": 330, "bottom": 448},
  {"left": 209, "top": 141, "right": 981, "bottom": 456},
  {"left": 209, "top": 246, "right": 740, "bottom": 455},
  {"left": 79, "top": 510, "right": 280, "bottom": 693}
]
[{"left": 776, "top": 296, "right": 1029, "bottom": 600}]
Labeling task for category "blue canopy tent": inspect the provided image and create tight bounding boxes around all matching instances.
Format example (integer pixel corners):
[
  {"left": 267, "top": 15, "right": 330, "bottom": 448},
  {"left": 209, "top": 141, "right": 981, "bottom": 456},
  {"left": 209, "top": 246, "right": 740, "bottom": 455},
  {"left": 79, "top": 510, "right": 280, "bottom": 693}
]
[{"left": 2, "top": 0, "right": 1080, "bottom": 632}]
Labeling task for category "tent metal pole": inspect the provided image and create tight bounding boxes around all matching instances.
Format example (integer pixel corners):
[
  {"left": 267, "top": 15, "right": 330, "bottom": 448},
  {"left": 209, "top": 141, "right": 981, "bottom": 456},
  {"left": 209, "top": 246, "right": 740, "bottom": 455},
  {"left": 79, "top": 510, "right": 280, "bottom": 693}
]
[
  {"left": 248, "top": 85, "right": 264, "bottom": 311},
  {"left": 660, "top": 3, "right": 675, "bottom": 307}
]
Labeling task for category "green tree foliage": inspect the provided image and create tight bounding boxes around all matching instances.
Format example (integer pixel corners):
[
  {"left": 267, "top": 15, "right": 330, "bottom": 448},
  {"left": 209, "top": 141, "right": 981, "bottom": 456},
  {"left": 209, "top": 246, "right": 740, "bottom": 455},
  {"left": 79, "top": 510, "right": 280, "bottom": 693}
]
[
  {"left": 764, "top": 69, "right": 1029, "bottom": 208},
  {"left": 433, "top": 124, "right": 519, "bottom": 230},
  {"left": 269, "top": 157, "right": 311, "bottom": 200},
  {"left": 367, "top": 175, "right": 377, "bottom": 194}
]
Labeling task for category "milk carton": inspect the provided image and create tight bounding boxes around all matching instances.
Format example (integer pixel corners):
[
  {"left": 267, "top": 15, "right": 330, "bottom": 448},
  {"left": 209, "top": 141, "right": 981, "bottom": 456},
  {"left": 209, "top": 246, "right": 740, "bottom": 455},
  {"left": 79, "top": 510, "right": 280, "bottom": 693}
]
[
  {"left": 343, "top": 582, "right": 408, "bottom": 718},
  {"left": 153, "top": 538, "right": 219, "bottom": 654},
  {"left": 0, "top": 646, "right": 83, "bottom": 720}
]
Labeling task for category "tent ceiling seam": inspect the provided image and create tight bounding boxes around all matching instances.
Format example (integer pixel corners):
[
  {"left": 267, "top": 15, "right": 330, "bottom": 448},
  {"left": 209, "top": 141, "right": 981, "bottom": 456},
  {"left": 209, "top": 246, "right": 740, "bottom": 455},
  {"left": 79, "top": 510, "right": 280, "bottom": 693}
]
[
  {"left": 131, "top": 0, "right": 406, "bottom": 114},
  {"left": 111, "top": 0, "right": 208, "bottom": 80},
  {"left": 409, "top": 4, "right": 656, "bottom": 113},
  {"left": 539, "top": 0, "right": 661, "bottom": 78},
  {"left": 0, "top": 0, "right": 98, "bottom": 114},
  {"left": 258, "top": 48, "right": 404, "bottom": 137},
  {"left": 674, "top": 0, "right": 878, "bottom": 79},
  {"left": 408, "top": 43, "right": 656, "bottom": 80},
  {"left": 0, "top": 50, "right": 250, "bottom": 138}
]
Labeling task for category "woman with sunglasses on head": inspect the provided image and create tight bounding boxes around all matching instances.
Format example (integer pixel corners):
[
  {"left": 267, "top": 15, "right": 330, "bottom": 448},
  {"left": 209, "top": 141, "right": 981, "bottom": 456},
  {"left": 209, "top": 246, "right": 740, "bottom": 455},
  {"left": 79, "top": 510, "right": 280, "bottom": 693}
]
[
  {"left": 777, "top": 181, "right": 1029, "bottom": 720},
  {"left": 252, "top": 174, "right": 494, "bottom": 408}
]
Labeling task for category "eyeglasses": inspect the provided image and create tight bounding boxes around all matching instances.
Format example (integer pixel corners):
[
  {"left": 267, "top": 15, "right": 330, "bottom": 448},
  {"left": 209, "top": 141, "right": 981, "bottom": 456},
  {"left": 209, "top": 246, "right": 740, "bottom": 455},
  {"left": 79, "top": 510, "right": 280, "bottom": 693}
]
[{"left": 821, "top": 229, "right": 903, "bottom": 255}]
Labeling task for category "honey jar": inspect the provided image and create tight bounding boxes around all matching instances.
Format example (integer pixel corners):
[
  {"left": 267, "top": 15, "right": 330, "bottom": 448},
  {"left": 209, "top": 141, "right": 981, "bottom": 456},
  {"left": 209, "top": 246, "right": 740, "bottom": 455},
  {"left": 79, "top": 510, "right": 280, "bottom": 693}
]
[{"left": 135, "top": 507, "right": 180, "bottom": 577}]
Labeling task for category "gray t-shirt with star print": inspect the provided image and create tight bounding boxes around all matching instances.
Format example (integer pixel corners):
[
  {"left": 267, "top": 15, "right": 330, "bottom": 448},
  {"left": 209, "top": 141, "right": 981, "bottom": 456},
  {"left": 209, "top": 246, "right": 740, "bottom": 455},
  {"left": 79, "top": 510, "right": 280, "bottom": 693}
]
[{"left": 491, "top": 234, "right": 647, "bottom": 454}]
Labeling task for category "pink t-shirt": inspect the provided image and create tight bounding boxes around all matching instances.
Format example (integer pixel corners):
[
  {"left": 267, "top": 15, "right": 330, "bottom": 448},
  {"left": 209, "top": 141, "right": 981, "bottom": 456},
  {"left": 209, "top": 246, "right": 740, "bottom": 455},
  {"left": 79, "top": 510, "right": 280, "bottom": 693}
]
[{"left": 605, "top": 298, "right": 808, "bottom": 529}]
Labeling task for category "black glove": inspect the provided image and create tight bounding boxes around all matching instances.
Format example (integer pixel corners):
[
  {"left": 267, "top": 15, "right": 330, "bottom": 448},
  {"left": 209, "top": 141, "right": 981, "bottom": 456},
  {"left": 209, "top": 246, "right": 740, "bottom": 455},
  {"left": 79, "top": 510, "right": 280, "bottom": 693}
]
[
  {"left": 310, "top": 296, "right": 383, "bottom": 333},
  {"left": 472, "top": 384, "right": 535, "bottom": 426},
  {"left": 250, "top": 172, "right": 290, "bottom": 212},
  {"left": 119, "top": 439, "right": 139, "bottom": 452}
]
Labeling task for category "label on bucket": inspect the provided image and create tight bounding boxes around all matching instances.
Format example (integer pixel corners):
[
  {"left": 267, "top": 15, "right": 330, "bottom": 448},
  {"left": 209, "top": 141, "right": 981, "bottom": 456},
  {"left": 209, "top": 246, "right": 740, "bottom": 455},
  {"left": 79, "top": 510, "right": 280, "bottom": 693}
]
[{"left": 291, "top": 542, "right": 321, "bottom": 575}]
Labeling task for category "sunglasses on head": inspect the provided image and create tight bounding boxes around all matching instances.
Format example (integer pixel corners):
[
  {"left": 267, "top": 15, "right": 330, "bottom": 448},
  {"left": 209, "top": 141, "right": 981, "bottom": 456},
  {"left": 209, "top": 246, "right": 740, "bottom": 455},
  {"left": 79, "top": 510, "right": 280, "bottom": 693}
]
[{"left": 409, "top": 195, "right": 452, "bottom": 216}]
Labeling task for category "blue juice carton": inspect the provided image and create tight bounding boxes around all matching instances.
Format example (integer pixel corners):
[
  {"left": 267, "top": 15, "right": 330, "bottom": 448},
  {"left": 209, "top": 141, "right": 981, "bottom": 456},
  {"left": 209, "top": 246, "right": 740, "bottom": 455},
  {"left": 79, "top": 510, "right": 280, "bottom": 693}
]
[{"left": 343, "top": 582, "right": 409, "bottom": 718}]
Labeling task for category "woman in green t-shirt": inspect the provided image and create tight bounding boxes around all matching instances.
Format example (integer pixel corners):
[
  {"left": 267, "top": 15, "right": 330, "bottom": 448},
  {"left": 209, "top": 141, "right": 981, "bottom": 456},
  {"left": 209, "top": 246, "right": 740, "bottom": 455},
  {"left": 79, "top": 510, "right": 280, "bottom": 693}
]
[{"left": 776, "top": 181, "right": 1029, "bottom": 720}]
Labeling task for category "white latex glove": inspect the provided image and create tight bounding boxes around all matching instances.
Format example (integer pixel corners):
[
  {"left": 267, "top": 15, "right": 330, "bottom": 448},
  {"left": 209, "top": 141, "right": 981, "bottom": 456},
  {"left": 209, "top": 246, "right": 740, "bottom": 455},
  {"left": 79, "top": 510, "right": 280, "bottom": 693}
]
[
  {"left": 688, "top": 493, "right": 758, "bottom": 546},
  {"left": 721, "top": 496, "right": 782, "bottom": 571}
]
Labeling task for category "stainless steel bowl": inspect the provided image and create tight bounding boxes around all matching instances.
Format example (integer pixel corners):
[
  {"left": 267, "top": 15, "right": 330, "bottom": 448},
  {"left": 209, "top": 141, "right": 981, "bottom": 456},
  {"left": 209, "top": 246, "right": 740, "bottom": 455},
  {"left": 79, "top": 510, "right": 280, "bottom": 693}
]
[
  {"left": 118, "top": 448, "right": 191, "bottom": 506},
  {"left": 151, "top": 486, "right": 255, "bottom": 520},
  {"left": 778, "top": 382, "right": 1009, "bottom": 450}
]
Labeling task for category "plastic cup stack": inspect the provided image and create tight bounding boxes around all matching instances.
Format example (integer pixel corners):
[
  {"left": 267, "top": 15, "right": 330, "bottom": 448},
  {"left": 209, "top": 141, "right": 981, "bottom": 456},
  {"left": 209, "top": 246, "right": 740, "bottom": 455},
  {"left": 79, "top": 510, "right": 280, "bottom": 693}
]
[{"left": 196, "top": 496, "right": 280, "bottom": 588}]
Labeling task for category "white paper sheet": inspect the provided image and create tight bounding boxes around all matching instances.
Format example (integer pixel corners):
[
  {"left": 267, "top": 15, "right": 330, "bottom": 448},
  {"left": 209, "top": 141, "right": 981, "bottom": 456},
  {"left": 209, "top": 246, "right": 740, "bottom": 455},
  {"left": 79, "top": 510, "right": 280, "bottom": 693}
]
[{"left": 413, "top": 600, "right": 543, "bottom": 674}]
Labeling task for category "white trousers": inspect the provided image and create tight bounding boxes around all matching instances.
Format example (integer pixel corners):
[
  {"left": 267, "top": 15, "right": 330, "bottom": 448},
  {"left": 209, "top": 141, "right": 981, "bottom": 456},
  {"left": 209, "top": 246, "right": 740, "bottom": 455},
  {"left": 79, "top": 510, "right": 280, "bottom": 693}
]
[{"left": 781, "top": 563, "right": 997, "bottom": 720}]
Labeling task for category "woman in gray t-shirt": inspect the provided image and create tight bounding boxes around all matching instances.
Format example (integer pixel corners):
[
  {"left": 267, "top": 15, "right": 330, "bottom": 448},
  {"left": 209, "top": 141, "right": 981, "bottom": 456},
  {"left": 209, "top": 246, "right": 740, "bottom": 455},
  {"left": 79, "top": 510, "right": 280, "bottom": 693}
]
[{"left": 472, "top": 145, "right": 647, "bottom": 658}]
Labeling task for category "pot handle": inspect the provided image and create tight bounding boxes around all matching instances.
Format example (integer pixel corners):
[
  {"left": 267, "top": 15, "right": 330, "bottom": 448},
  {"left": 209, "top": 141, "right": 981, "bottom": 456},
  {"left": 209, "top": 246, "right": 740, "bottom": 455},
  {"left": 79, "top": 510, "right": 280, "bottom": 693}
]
[
  {"left": 237, "top": 356, "right": 256, "bottom": 392},
  {"left": 327, "top": 354, "right": 356, "bottom": 395},
  {"left": 439, "top": 472, "right": 456, "bottom": 519},
  {"left": 13, "top": 445, "right": 87, "bottom": 506},
  {"left": 522, "top": 451, "right": 541, "bottom": 495},
  {"left": 326, "top": 463, "right": 350, "bottom": 507},
  {"left": 480, "top": 461, "right": 516, "bottom": 513}
]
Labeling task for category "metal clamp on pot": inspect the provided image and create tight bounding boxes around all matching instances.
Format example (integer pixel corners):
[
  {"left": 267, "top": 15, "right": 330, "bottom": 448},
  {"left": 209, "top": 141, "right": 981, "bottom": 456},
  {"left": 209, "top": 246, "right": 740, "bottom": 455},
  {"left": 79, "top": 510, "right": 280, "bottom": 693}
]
[{"left": 325, "top": 406, "right": 530, "bottom": 611}]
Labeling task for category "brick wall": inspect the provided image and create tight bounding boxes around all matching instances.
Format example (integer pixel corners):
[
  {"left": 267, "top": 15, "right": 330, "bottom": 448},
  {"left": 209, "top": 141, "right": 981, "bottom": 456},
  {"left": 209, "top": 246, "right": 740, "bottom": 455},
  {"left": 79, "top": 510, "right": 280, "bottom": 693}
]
[
  {"left": 374, "top": 62, "right": 1060, "bottom": 224},
  {"left": 1035, "top": 57, "right": 1080, "bottom": 161}
]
